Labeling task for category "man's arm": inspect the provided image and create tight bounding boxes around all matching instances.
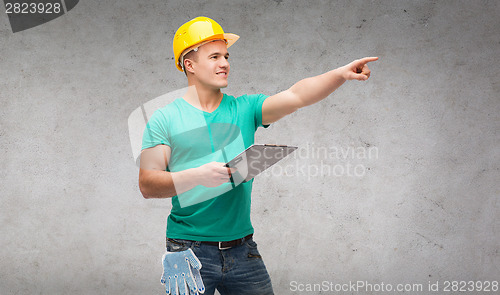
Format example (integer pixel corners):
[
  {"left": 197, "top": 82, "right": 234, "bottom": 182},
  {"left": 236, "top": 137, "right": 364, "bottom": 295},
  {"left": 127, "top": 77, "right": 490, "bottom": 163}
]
[
  {"left": 139, "top": 144, "right": 192, "bottom": 199},
  {"left": 139, "top": 145, "right": 234, "bottom": 199},
  {"left": 262, "top": 57, "right": 378, "bottom": 125}
]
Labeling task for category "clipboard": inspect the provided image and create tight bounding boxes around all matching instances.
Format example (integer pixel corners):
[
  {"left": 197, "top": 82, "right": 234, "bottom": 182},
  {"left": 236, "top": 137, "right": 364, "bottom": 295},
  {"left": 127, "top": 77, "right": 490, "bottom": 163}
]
[{"left": 224, "top": 144, "right": 298, "bottom": 183}]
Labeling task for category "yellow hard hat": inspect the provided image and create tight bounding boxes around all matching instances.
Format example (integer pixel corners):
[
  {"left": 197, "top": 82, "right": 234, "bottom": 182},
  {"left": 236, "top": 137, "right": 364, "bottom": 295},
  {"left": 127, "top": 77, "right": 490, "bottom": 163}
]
[{"left": 173, "top": 16, "right": 239, "bottom": 71}]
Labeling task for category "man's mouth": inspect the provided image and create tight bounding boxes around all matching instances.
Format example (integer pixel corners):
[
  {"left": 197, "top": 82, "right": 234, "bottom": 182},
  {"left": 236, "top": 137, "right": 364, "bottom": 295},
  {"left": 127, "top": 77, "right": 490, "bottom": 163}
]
[{"left": 216, "top": 71, "right": 227, "bottom": 77}]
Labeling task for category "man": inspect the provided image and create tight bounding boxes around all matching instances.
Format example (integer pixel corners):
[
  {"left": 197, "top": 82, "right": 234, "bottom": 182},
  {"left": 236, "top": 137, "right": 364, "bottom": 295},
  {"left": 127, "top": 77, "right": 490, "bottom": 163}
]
[{"left": 139, "top": 16, "right": 377, "bottom": 295}]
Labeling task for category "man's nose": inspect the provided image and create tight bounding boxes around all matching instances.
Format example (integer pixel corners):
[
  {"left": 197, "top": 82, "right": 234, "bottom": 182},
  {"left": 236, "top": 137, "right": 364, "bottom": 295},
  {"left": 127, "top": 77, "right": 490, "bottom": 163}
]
[{"left": 220, "top": 58, "right": 230, "bottom": 68}]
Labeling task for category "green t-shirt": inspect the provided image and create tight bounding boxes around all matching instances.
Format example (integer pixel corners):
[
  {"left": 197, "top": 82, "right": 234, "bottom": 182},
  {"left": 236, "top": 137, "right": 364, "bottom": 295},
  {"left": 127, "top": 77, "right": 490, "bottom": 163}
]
[{"left": 141, "top": 93, "right": 269, "bottom": 241}]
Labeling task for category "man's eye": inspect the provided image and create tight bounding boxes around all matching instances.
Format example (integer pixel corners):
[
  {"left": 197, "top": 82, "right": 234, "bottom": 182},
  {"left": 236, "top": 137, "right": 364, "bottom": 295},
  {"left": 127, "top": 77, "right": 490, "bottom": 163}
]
[
  {"left": 211, "top": 56, "right": 217, "bottom": 59},
  {"left": 225, "top": 56, "right": 229, "bottom": 60}
]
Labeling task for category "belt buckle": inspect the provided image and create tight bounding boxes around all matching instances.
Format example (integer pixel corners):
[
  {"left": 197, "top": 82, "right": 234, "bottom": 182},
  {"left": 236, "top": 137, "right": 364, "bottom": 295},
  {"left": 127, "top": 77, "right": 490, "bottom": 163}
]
[{"left": 218, "top": 242, "right": 231, "bottom": 250}]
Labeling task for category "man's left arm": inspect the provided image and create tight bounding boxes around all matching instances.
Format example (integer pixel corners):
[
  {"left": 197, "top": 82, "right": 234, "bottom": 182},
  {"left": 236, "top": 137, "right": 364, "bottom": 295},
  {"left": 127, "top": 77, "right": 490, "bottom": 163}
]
[{"left": 262, "top": 57, "right": 378, "bottom": 125}]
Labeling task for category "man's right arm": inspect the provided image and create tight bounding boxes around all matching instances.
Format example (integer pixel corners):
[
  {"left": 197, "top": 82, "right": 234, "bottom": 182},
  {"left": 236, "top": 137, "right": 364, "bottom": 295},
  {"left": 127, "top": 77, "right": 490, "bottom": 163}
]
[{"left": 138, "top": 144, "right": 234, "bottom": 199}]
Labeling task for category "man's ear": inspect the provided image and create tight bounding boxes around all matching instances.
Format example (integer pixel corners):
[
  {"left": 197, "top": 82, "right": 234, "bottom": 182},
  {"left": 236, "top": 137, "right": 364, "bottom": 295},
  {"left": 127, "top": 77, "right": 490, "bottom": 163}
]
[{"left": 184, "top": 59, "right": 195, "bottom": 74}]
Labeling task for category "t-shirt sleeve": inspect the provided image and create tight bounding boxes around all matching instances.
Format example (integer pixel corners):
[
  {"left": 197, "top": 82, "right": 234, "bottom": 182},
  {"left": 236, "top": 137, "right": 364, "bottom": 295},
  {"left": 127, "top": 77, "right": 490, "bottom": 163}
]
[
  {"left": 247, "top": 93, "right": 270, "bottom": 130},
  {"left": 141, "top": 109, "right": 171, "bottom": 150}
]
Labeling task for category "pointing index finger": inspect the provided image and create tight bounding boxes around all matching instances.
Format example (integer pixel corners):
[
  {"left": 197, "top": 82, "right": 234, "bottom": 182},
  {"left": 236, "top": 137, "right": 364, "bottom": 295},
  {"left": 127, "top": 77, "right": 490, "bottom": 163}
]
[{"left": 359, "top": 56, "right": 379, "bottom": 64}]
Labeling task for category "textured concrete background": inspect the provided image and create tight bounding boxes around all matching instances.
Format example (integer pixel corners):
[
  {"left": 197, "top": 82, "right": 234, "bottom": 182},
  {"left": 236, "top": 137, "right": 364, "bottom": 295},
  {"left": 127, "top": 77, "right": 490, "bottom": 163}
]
[{"left": 1, "top": 0, "right": 499, "bottom": 294}]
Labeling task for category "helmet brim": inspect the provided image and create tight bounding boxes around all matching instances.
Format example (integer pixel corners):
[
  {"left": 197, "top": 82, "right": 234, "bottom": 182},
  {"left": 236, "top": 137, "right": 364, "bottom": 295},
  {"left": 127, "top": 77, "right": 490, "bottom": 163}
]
[{"left": 223, "top": 33, "right": 239, "bottom": 48}]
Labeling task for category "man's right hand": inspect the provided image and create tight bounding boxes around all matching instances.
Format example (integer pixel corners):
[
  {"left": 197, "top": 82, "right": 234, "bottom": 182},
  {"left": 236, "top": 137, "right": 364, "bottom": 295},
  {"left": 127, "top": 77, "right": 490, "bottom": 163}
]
[{"left": 195, "top": 162, "right": 236, "bottom": 187}]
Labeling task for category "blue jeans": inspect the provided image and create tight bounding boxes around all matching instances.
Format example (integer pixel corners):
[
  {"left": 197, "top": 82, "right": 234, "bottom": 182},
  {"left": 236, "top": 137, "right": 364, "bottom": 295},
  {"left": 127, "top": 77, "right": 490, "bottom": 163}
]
[{"left": 166, "top": 237, "right": 274, "bottom": 295}]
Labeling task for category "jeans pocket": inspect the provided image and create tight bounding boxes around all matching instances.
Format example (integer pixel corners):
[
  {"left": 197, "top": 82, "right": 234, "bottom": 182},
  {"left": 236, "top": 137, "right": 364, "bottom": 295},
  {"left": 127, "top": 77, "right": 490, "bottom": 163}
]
[
  {"left": 166, "top": 238, "right": 190, "bottom": 252},
  {"left": 248, "top": 251, "right": 263, "bottom": 259},
  {"left": 245, "top": 238, "right": 258, "bottom": 249},
  {"left": 245, "top": 239, "right": 262, "bottom": 259}
]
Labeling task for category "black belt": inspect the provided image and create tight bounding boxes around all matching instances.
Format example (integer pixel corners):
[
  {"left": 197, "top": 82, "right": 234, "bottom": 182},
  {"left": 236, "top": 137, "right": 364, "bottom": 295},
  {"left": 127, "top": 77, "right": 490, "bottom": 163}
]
[{"left": 168, "top": 234, "right": 253, "bottom": 250}]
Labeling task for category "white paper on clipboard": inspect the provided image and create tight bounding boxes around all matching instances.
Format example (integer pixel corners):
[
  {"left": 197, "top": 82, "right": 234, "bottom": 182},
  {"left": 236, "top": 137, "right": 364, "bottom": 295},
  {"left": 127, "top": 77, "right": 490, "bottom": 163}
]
[{"left": 225, "top": 144, "right": 298, "bottom": 183}]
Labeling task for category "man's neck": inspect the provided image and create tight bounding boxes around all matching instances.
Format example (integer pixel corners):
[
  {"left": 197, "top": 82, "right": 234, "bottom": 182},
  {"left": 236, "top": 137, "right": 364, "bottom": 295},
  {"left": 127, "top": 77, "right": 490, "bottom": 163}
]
[{"left": 183, "top": 84, "right": 224, "bottom": 113}]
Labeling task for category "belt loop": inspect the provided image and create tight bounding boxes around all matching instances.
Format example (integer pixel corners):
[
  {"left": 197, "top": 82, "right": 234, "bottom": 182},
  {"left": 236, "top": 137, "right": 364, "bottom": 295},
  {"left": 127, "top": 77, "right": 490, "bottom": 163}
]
[{"left": 194, "top": 241, "right": 201, "bottom": 247}]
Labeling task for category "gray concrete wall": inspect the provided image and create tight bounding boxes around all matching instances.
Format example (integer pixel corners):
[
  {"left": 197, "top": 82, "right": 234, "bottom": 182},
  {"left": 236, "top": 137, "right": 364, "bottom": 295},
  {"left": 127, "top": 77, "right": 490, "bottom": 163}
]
[{"left": 1, "top": 0, "right": 499, "bottom": 294}]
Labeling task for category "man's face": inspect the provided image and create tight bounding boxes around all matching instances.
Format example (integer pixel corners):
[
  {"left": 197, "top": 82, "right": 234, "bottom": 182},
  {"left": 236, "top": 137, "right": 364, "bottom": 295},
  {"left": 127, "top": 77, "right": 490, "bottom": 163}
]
[{"left": 189, "top": 40, "right": 230, "bottom": 89}]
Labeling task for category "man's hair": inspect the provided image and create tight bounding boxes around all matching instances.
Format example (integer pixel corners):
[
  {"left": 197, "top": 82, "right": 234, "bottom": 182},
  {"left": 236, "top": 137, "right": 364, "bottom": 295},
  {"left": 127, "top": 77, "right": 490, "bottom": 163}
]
[{"left": 182, "top": 50, "right": 198, "bottom": 76}]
